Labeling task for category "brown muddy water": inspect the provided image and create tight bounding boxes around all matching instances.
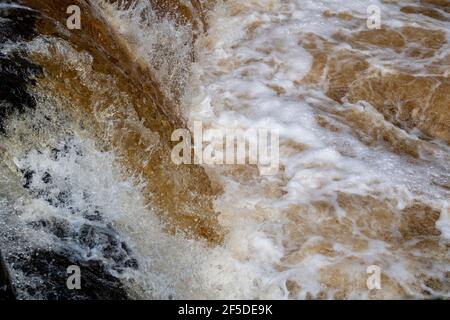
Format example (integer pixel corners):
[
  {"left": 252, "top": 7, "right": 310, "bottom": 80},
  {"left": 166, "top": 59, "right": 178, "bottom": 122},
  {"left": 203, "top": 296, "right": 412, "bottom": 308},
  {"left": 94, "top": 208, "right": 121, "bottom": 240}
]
[{"left": 0, "top": 0, "right": 449, "bottom": 299}]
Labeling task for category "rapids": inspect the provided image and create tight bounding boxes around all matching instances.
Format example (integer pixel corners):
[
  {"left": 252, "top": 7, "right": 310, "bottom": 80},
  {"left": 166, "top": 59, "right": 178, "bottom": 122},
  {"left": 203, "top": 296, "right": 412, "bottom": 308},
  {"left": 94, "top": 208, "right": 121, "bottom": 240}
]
[{"left": 0, "top": 0, "right": 449, "bottom": 299}]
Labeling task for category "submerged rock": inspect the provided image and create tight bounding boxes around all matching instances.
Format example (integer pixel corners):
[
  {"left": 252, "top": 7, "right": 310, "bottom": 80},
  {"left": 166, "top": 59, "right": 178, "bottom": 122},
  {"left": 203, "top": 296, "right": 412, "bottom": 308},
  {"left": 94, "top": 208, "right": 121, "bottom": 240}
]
[
  {"left": 4, "top": 142, "right": 140, "bottom": 300},
  {"left": 0, "top": 4, "right": 42, "bottom": 132},
  {"left": 0, "top": 2, "right": 137, "bottom": 300},
  {"left": 0, "top": 250, "right": 15, "bottom": 300},
  {"left": 9, "top": 250, "right": 130, "bottom": 300}
]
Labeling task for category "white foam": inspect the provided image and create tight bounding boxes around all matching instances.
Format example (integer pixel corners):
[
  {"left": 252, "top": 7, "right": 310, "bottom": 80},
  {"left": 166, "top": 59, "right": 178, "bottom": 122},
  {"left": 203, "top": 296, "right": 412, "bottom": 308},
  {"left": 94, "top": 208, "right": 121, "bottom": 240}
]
[
  {"left": 2, "top": 0, "right": 449, "bottom": 300},
  {"left": 91, "top": 0, "right": 195, "bottom": 101},
  {"left": 180, "top": 0, "right": 450, "bottom": 299}
]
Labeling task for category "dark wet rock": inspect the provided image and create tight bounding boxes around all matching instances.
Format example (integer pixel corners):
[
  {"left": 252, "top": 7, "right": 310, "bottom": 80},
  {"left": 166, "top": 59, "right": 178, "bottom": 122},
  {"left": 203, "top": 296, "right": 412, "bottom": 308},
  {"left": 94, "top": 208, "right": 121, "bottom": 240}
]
[
  {"left": 51, "top": 141, "right": 83, "bottom": 160},
  {"left": 1, "top": 2, "right": 137, "bottom": 300},
  {"left": 10, "top": 209, "right": 138, "bottom": 299},
  {"left": 21, "top": 168, "right": 34, "bottom": 188},
  {"left": 14, "top": 165, "right": 139, "bottom": 299},
  {"left": 28, "top": 218, "right": 71, "bottom": 239},
  {"left": 0, "top": 4, "right": 42, "bottom": 132},
  {"left": 41, "top": 172, "right": 52, "bottom": 184},
  {"left": 0, "top": 53, "right": 42, "bottom": 132},
  {"left": 78, "top": 224, "right": 139, "bottom": 271},
  {"left": 0, "top": 250, "right": 15, "bottom": 300},
  {"left": 84, "top": 210, "right": 103, "bottom": 222},
  {"left": 8, "top": 249, "right": 130, "bottom": 300},
  {"left": 0, "top": 1, "right": 38, "bottom": 43},
  {"left": 25, "top": 214, "right": 139, "bottom": 274}
]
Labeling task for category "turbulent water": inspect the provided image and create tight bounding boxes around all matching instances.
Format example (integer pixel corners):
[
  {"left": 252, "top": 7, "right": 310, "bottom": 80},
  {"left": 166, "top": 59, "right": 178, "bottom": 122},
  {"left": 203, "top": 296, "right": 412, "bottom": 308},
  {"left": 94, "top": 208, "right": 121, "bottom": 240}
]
[{"left": 0, "top": 0, "right": 449, "bottom": 299}]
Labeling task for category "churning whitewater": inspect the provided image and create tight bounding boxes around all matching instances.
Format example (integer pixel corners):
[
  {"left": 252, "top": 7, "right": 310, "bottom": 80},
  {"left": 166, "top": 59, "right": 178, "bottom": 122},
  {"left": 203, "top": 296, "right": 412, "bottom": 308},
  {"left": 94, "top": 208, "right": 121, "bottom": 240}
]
[{"left": 0, "top": 0, "right": 449, "bottom": 299}]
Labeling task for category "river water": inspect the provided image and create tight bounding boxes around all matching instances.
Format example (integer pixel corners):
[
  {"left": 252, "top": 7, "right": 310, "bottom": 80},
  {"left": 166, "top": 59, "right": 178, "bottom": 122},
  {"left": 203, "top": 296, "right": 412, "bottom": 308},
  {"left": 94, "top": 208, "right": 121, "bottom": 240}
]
[{"left": 0, "top": 0, "right": 449, "bottom": 299}]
